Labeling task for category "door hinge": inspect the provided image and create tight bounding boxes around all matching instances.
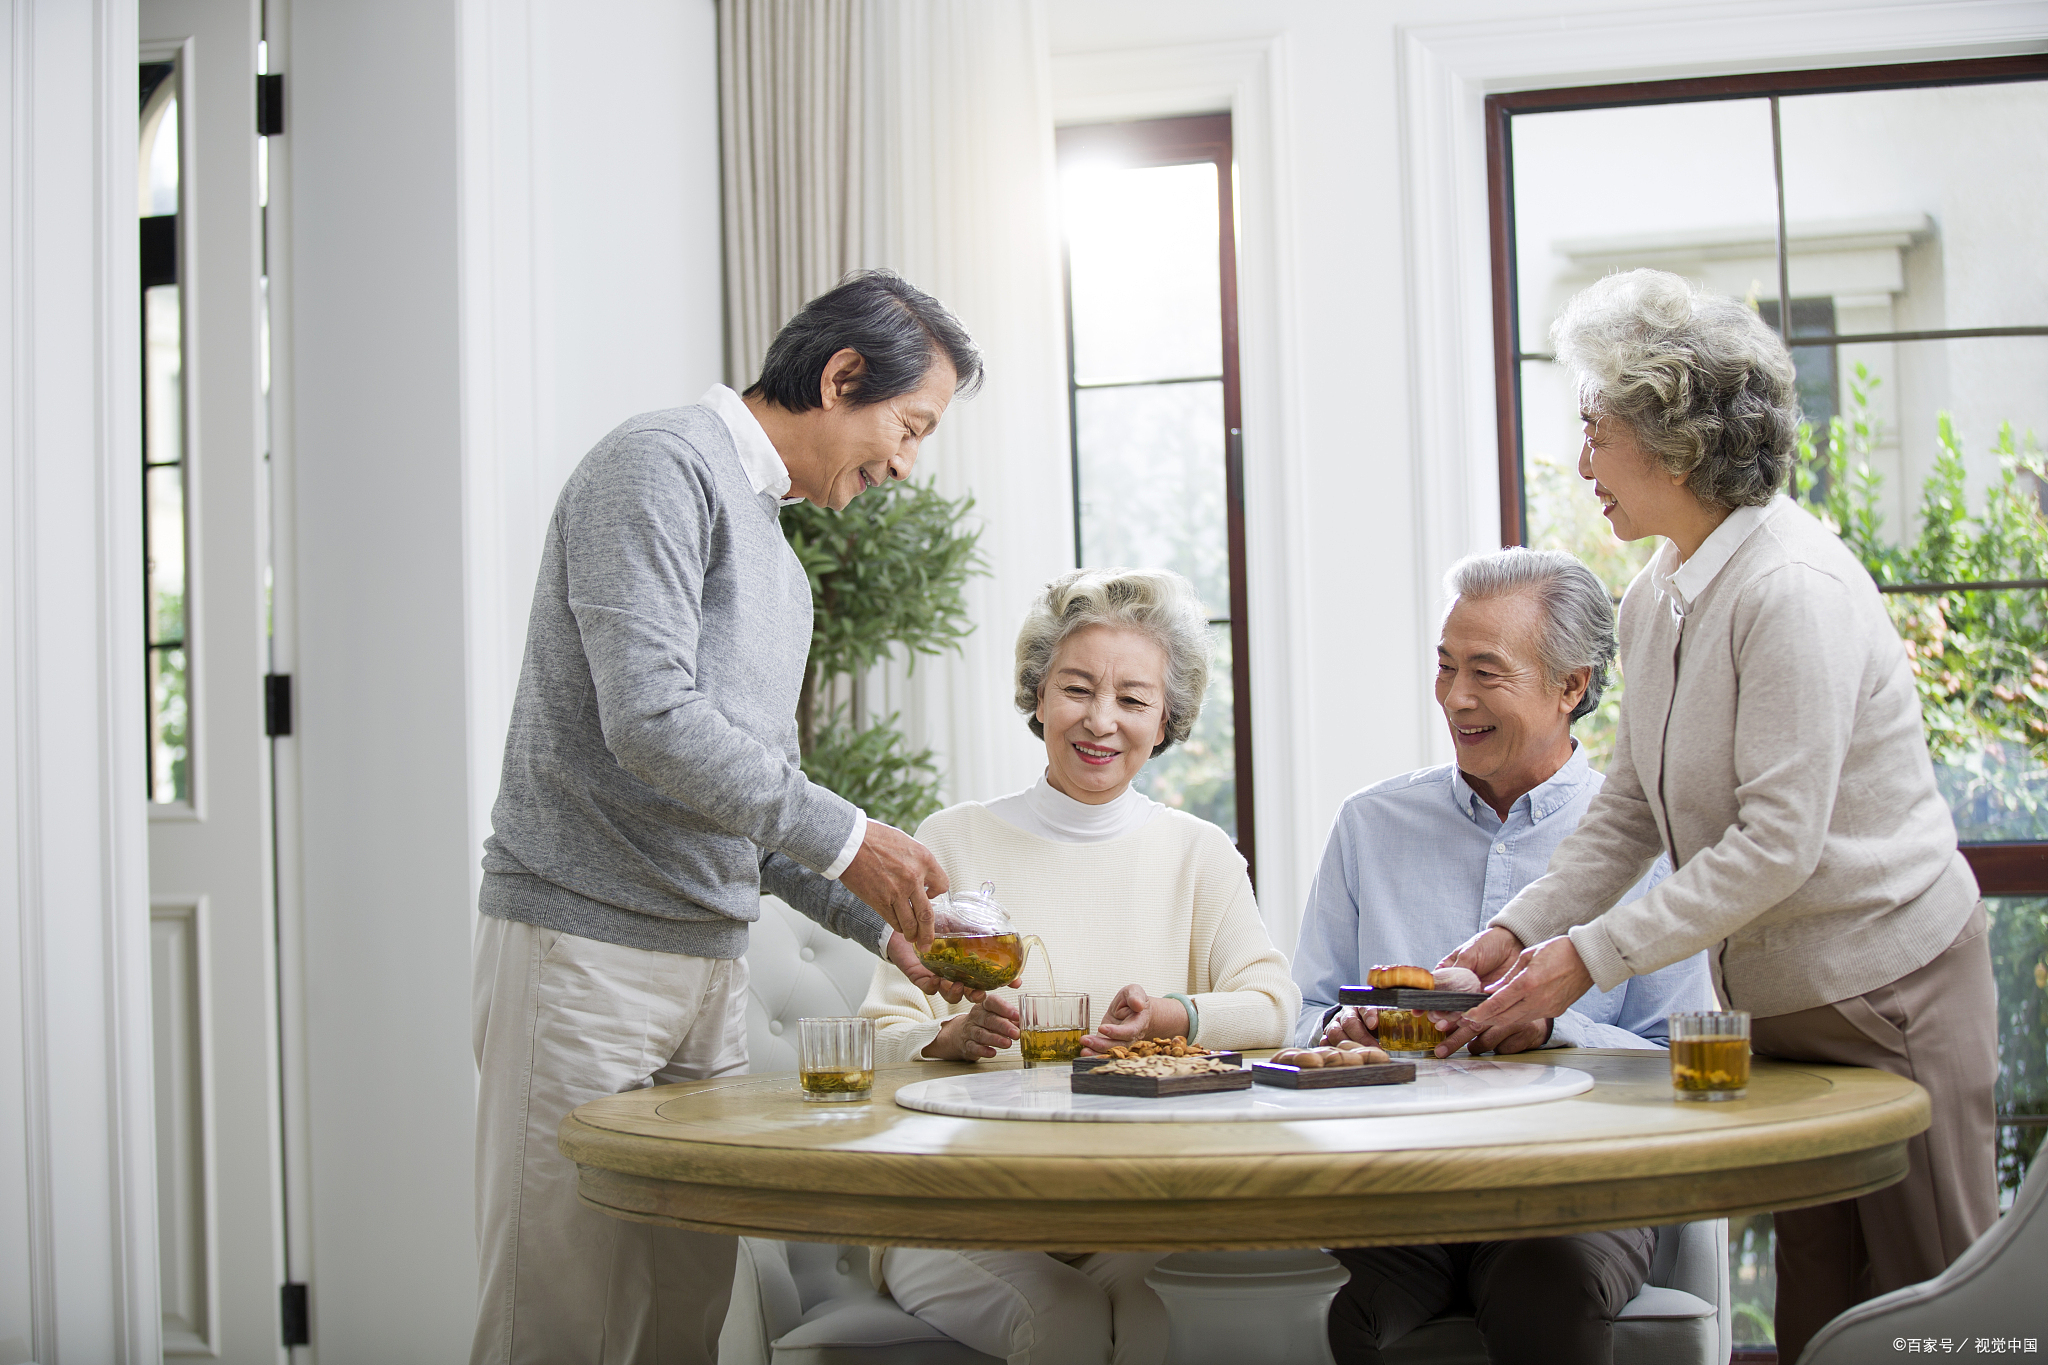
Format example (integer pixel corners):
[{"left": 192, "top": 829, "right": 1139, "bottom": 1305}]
[
  {"left": 265, "top": 673, "right": 294, "bottom": 737},
  {"left": 281, "top": 1281, "right": 310, "bottom": 1346},
  {"left": 257, "top": 72, "right": 285, "bottom": 136}
]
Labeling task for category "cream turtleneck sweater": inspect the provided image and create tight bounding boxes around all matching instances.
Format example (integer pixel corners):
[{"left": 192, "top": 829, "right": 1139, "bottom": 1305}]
[{"left": 861, "top": 786, "right": 1298, "bottom": 1063}]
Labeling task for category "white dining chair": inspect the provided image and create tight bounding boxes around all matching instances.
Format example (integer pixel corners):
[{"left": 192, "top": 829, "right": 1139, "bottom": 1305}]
[{"left": 1797, "top": 1153, "right": 2047, "bottom": 1365}]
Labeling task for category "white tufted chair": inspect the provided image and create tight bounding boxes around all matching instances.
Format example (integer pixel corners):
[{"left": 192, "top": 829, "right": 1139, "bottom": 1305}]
[
  {"left": 718, "top": 896, "right": 1004, "bottom": 1364},
  {"left": 740, "top": 893, "right": 885, "bottom": 1074}
]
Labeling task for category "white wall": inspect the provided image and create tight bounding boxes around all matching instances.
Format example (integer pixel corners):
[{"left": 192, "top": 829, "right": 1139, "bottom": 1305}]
[
  {"left": 1047, "top": 0, "right": 2048, "bottom": 924},
  {"left": 278, "top": 0, "right": 722, "bottom": 1355},
  {"left": 0, "top": 1, "right": 161, "bottom": 1361}
]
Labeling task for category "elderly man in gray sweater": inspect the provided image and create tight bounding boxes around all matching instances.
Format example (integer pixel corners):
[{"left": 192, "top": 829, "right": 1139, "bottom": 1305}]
[{"left": 471, "top": 271, "right": 983, "bottom": 1365}]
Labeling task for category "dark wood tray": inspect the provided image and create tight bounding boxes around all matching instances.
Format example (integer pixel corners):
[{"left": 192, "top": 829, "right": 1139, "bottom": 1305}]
[
  {"left": 1338, "top": 986, "right": 1490, "bottom": 1010},
  {"left": 1070, "top": 1066, "right": 1254, "bottom": 1098},
  {"left": 1071, "top": 1051, "right": 1240, "bottom": 1073},
  {"left": 1251, "top": 1060, "right": 1417, "bottom": 1089}
]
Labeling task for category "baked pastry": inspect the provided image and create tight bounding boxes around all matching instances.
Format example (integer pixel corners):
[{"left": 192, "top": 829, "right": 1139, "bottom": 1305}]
[
  {"left": 1432, "top": 965, "right": 1482, "bottom": 994},
  {"left": 1367, "top": 964, "right": 1433, "bottom": 990}
]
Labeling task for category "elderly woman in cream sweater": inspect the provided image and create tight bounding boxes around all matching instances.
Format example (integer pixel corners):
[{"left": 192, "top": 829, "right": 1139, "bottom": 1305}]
[
  {"left": 861, "top": 566, "right": 1298, "bottom": 1365},
  {"left": 1441, "top": 269, "right": 1996, "bottom": 1364}
]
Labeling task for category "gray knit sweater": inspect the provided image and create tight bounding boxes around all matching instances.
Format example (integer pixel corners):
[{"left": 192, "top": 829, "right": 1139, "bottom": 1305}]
[{"left": 480, "top": 403, "right": 886, "bottom": 959}]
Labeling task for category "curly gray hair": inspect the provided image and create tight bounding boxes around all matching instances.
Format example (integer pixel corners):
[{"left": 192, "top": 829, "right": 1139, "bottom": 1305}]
[
  {"left": 1015, "top": 567, "right": 1210, "bottom": 755},
  {"left": 1552, "top": 268, "right": 1801, "bottom": 510},
  {"left": 1444, "top": 547, "right": 1616, "bottom": 725}
]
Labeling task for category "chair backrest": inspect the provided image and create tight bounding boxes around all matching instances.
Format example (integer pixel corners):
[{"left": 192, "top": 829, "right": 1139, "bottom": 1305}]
[
  {"left": 742, "top": 894, "right": 885, "bottom": 1074},
  {"left": 1798, "top": 1155, "right": 2048, "bottom": 1364}
]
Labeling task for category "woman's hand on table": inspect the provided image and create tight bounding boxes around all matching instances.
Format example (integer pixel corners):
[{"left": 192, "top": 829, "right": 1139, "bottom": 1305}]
[
  {"left": 1436, "top": 935, "right": 1589, "bottom": 1057},
  {"left": 1437, "top": 926, "right": 1525, "bottom": 988},
  {"left": 922, "top": 993, "right": 1021, "bottom": 1061},
  {"left": 1082, "top": 985, "right": 1190, "bottom": 1054},
  {"left": 884, "top": 931, "right": 991, "bottom": 1005},
  {"left": 1321, "top": 1007, "right": 1380, "bottom": 1047}
]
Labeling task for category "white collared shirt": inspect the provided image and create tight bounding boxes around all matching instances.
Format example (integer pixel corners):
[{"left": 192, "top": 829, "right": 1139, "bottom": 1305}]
[
  {"left": 699, "top": 383, "right": 805, "bottom": 507},
  {"left": 984, "top": 771, "right": 1165, "bottom": 845},
  {"left": 1651, "top": 493, "right": 1790, "bottom": 618},
  {"left": 699, "top": 383, "right": 865, "bottom": 879}
]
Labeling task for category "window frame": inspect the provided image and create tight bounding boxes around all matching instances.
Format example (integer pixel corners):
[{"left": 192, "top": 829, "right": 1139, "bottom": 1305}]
[
  {"left": 1056, "top": 112, "right": 1258, "bottom": 885},
  {"left": 1483, "top": 53, "right": 2048, "bottom": 900}
]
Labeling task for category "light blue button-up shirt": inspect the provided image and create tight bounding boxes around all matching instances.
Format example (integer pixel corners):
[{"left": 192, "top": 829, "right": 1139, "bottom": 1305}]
[{"left": 1291, "top": 745, "right": 1709, "bottom": 1049}]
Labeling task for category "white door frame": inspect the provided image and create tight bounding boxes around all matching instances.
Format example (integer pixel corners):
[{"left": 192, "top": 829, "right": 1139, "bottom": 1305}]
[
  {"left": 1394, "top": 0, "right": 2048, "bottom": 760},
  {"left": 2, "top": 0, "right": 162, "bottom": 1360}
]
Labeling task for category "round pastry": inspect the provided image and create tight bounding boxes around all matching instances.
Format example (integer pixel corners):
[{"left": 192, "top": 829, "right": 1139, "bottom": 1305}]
[
  {"left": 1271, "top": 1049, "right": 1304, "bottom": 1066},
  {"left": 1432, "top": 965, "right": 1482, "bottom": 994},
  {"left": 1291, "top": 1049, "right": 1325, "bottom": 1068},
  {"left": 1360, "top": 1046, "right": 1392, "bottom": 1065},
  {"left": 1334, "top": 1039, "right": 1368, "bottom": 1052},
  {"left": 1367, "top": 964, "right": 1433, "bottom": 990}
]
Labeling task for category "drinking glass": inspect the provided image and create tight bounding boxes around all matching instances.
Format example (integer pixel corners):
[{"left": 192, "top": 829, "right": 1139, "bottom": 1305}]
[
  {"left": 1376, "top": 1009, "right": 1445, "bottom": 1056},
  {"left": 1019, "top": 992, "right": 1089, "bottom": 1067},
  {"left": 1669, "top": 1011, "right": 1751, "bottom": 1101},
  {"left": 798, "top": 1017, "right": 874, "bottom": 1102}
]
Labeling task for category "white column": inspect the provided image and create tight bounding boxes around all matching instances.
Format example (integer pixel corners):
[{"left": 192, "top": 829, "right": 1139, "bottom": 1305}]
[{"left": 0, "top": 1, "right": 162, "bottom": 1361}]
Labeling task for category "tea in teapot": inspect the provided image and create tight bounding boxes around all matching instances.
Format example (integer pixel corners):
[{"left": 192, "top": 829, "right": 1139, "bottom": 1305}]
[{"left": 918, "top": 880, "right": 1051, "bottom": 994}]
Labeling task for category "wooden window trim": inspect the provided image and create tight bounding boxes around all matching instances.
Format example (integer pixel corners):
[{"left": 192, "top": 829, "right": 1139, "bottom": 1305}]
[
  {"left": 1056, "top": 113, "right": 1257, "bottom": 885},
  {"left": 1483, "top": 54, "right": 2048, "bottom": 897}
]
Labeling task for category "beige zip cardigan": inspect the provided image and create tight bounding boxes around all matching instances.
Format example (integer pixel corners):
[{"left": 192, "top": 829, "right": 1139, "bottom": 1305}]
[{"left": 1491, "top": 499, "right": 1978, "bottom": 1018}]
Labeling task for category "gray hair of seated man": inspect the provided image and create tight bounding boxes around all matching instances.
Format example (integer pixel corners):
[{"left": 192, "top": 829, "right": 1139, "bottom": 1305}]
[
  {"left": 1014, "top": 567, "right": 1211, "bottom": 756},
  {"left": 1552, "top": 267, "right": 1801, "bottom": 510},
  {"left": 1443, "top": 547, "right": 1616, "bottom": 725}
]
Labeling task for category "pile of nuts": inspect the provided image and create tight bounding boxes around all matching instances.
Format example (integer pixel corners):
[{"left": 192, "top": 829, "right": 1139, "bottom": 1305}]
[
  {"left": 1093, "top": 1055, "right": 1241, "bottom": 1078},
  {"left": 1096, "top": 1036, "right": 1210, "bottom": 1060},
  {"left": 1269, "top": 1041, "right": 1392, "bottom": 1069}
]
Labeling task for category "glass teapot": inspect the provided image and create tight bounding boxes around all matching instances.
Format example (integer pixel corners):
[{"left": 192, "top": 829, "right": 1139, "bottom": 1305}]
[{"left": 918, "top": 880, "right": 1030, "bottom": 991}]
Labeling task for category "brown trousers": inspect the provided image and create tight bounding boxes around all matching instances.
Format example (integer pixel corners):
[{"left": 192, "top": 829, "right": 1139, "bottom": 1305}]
[{"left": 1751, "top": 904, "right": 1999, "bottom": 1364}]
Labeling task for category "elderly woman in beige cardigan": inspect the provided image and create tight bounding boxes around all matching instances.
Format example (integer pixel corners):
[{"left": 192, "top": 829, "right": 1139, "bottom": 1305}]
[{"left": 1441, "top": 269, "right": 1996, "bottom": 1363}]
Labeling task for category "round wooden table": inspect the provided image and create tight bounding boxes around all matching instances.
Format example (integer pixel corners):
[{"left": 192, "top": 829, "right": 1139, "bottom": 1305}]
[{"left": 561, "top": 1049, "right": 1927, "bottom": 1251}]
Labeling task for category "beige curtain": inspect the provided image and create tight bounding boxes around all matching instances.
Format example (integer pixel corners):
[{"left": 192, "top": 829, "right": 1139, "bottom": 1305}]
[
  {"left": 718, "top": 0, "right": 1073, "bottom": 808},
  {"left": 719, "top": 0, "right": 873, "bottom": 388}
]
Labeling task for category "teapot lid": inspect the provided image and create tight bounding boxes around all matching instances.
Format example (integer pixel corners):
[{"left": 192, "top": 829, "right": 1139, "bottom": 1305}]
[{"left": 933, "top": 879, "right": 1010, "bottom": 934}]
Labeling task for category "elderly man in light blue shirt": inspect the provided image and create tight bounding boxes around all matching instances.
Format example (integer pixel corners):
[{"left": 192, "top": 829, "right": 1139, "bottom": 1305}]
[{"left": 1303, "top": 547, "right": 1709, "bottom": 1365}]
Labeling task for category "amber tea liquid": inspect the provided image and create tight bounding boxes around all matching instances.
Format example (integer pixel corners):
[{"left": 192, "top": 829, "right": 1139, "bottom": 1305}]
[
  {"left": 800, "top": 1068, "right": 875, "bottom": 1099},
  {"left": 1670, "top": 1036, "right": 1749, "bottom": 1100},
  {"left": 1019, "top": 1028, "right": 1084, "bottom": 1065},
  {"left": 1377, "top": 1009, "right": 1445, "bottom": 1054}
]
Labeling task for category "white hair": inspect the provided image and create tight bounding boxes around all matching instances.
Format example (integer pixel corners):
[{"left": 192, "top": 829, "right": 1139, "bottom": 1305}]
[
  {"left": 1443, "top": 547, "right": 1615, "bottom": 723},
  {"left": 1552, "top": 268, "right": 1801, "bottom": 509},
  {"left": 1014, "top": 568, "right": 1210, "bottom": 754}
]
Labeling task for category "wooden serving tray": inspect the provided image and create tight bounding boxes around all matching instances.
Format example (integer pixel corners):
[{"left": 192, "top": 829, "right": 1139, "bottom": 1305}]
[
  {"left": 1338, "top": 986, "right": 1490, "bottom": 1010},
  {"left": 1070, "top": 1066, "right": 1254, "bottom": 1098},
  {"left": 1251, "top": 1060, "right": 1417, "bottom": 1089},
  {"left": 1071, "top": 1052, "right": 1241, "bottom": 1073}
]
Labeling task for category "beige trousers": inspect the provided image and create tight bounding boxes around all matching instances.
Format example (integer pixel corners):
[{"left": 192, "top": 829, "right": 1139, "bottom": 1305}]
[
  {"left": 879, "top": 1246, "right": 1169, "bottom": 1365},
  {"left": 1751, "top": 903, "right": 1999, "bottom": 1364},
  {"left": 470, "top": 914, "right": 749, "bottom": 1365}
]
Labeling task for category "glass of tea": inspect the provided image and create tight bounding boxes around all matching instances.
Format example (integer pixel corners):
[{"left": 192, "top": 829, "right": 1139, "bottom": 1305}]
[
  {"left": 1669, "top": 1011, "right": 1751, "bottom": 1101},
  {"left": 1019, "top": 992, "right": 1089, "bottom": 1067},
  {"left": 798, "top": 1017, "right": 875, "bottom": 1103},
  {"left": 1376, "top": 1009, "right": 1446, "bottom": 1055}
]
